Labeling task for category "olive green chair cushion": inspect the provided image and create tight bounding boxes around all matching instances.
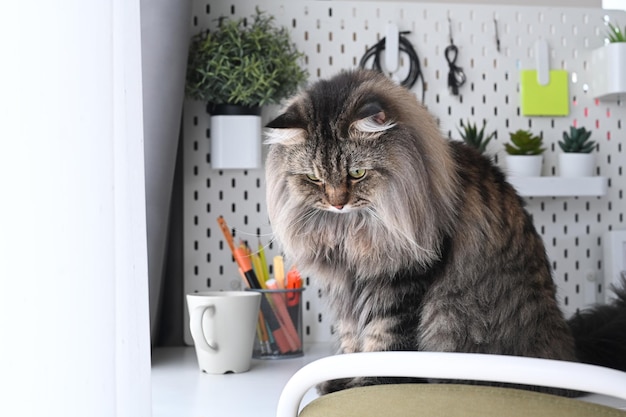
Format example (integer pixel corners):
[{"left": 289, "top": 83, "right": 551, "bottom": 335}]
[{"left": 300, "top": 384, "right": 626, "bottom": 417}]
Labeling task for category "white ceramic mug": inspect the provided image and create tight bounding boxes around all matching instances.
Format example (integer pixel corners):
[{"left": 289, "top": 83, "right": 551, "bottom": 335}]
[{"left": 186, "top": 291, "right": 261, "bottom": 374}]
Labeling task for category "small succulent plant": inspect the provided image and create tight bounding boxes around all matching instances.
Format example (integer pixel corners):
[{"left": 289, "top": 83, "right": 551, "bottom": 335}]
[
  {"left": 505, "top": 129, "right": 545, "bottom": 156},
  {"left": 457, "top": 119, "right": 495, "bottom": 154},
  {"left": 558, "top": 126, "right": 595, "bottom": 153}
]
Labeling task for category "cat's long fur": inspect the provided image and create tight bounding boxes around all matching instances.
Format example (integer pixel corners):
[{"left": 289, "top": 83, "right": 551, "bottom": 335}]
[{"left": 264, "top": 69, "right": 626, "bottom": 396}]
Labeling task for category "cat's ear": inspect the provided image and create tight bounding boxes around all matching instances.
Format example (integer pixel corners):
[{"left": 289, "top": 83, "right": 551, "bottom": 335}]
[
  {"left": 266, "top": 111, "right": 307, "bottom": 129},
  {"left": 351, "top": 101, "right": 396, "bottom": 135},
  {"left": 264, "top": 112, "right": 307, "bottom": 145}
]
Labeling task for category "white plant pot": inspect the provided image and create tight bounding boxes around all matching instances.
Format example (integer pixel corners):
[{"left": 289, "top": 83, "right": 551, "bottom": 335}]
[
  {"left": 210, "top": 104, "right": 262, "bottom": 169},
  {"left": 559, "top": 153, "right": 595, "bottom": 177},
  {"left": 590, "top": 43, "right": 626, "bottom": 101},
  {"left": 505, "top": 155, "right": 543, "bottom": 177}
]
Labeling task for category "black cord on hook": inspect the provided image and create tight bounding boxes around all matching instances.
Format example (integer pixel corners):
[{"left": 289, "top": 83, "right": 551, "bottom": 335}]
[
  {"left": 358, "top": 31, "right": 425, "bottom": 103},
  {"left": 445, "top": 17, "right": 466, "bottom": 96},
  {"left": 445, "top": 44, "right": 466, "bottom": 96}
]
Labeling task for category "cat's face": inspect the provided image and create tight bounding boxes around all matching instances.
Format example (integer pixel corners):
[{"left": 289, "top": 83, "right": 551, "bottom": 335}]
[{"left": 265, "top": 71, "right": 410, "bottom": 215}]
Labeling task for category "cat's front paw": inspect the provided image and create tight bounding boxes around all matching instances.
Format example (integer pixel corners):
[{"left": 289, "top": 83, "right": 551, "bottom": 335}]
[
  {"left": 316, "top": 378, "right": 354, "bottom": 395},
  {"left": 316, "top": 376, "right": 426, "bottom": 395}
]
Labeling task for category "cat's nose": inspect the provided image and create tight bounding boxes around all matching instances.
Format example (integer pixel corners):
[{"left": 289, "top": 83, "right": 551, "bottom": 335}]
[{"left": 326, "top": 186, "right": 349, "bottom": 210}]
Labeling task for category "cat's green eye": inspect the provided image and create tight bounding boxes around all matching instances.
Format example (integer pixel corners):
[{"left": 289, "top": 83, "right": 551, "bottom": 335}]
[
  {"left": 306, "top": 173, "right": 321, "bottom": 182},
  {"left": 348, "top": 168, "right": 366, "bottom": 179}
]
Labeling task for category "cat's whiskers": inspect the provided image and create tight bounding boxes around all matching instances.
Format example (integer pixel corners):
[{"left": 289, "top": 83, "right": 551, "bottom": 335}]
[
  {"left": 232, "top": 228, "right": 275, "bottom": 239},
  {"left": 227, "top": 227, "right": 279, "bottom": 257},
  {"left": 286, "top": 206, "right": 319, "bottom": 237}
]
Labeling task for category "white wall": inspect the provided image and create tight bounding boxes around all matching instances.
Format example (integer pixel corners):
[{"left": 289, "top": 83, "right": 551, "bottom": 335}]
[{"left": 0, "top": 1, "right": 151, "bottom": 416}]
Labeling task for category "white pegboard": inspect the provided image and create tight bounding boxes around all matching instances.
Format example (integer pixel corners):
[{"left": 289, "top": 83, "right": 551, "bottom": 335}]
[{"left": 183, "top": 0, "right": 626, "bottom": 344}]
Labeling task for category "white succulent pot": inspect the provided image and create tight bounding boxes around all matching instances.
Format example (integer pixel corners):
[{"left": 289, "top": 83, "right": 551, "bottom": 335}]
[
  {"left": 559, "top": 153, "right": 595, "bottom": 177},
  {"left": 210, "top": 104, "right": 262, "bottom": 169},
  {"left": 505, "top": 154, "right": 543, "bottom": 177},
  {"left": 590, "top": 43, "right": 626, "bottom": 101}
]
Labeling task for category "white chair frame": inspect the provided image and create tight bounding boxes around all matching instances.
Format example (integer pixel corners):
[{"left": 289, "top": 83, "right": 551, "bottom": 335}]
[{"left": 276, "top": 352, "right": 626, "bottom": 417}]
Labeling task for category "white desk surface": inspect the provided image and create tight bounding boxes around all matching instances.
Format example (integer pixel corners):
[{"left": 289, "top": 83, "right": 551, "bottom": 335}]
[
  {"left": 152, "top": 343, "right": 333, "bottom": 417},
  {"left": 152, "top": 344, "right": 626, "bottom": 417}
]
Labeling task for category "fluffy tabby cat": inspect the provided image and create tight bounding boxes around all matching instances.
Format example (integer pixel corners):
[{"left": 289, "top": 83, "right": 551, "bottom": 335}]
[{"left": 264, "top": 69, "right": 626, "bottom": 396}]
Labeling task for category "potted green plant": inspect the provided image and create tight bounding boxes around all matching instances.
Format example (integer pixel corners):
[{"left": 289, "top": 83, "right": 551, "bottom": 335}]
[
  {"left": 558, "top": 126, "right": 596, "bottom": 177},
  {"left": 504, "top": 129, "right": 546, "bottom": 177},
  {"left": 590, "top": 20, "right": 626, "bottom": 101},
  {"left": 185, "top": 9, "right": 307, "bottom": 169},
  {"left": 457, "top": 119, "right": 495, "bottom": 155}
]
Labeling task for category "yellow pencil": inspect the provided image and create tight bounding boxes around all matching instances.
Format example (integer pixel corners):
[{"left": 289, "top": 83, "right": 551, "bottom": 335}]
[
  {"left": 251, "top": 252, "right": 267, "bottom": 289},
  {"left": 274, "top": 255, "right": 285, "bottom": 289},
  {"left": 258, "top": 241, "right": 271, "bottom": 287}
]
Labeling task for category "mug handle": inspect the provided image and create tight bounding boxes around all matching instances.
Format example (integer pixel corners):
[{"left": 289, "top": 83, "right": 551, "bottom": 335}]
[{"left": 190, "top": 305, "right": 218, "bottom": 351}]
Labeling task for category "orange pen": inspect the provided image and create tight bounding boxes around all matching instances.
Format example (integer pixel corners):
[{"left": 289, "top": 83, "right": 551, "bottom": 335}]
[
  {"left": 286, "top": 267, "right": 303, "bottom": 307},
  {"left": 286, "top": 267, "right": 303, "bottom": 326}
]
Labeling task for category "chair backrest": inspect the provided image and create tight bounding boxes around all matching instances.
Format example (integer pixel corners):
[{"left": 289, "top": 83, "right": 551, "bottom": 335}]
[{"left": 276, "top": 352, "right": 626, "bottom": 417}]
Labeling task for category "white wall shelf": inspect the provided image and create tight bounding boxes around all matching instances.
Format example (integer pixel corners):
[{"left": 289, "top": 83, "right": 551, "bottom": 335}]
[{"left": 508, "top": 177, "right": 608, "bottom": 197}]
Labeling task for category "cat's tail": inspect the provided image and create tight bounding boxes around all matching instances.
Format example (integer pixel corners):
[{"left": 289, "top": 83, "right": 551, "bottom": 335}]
[{"left": 567, "top": 277, "right": 626, "bottom": 371}]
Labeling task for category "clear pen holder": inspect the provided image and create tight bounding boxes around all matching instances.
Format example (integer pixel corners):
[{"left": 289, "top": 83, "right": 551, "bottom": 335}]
[{"left": 248, "top": 288, "right": 305, "bottom": 359}]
